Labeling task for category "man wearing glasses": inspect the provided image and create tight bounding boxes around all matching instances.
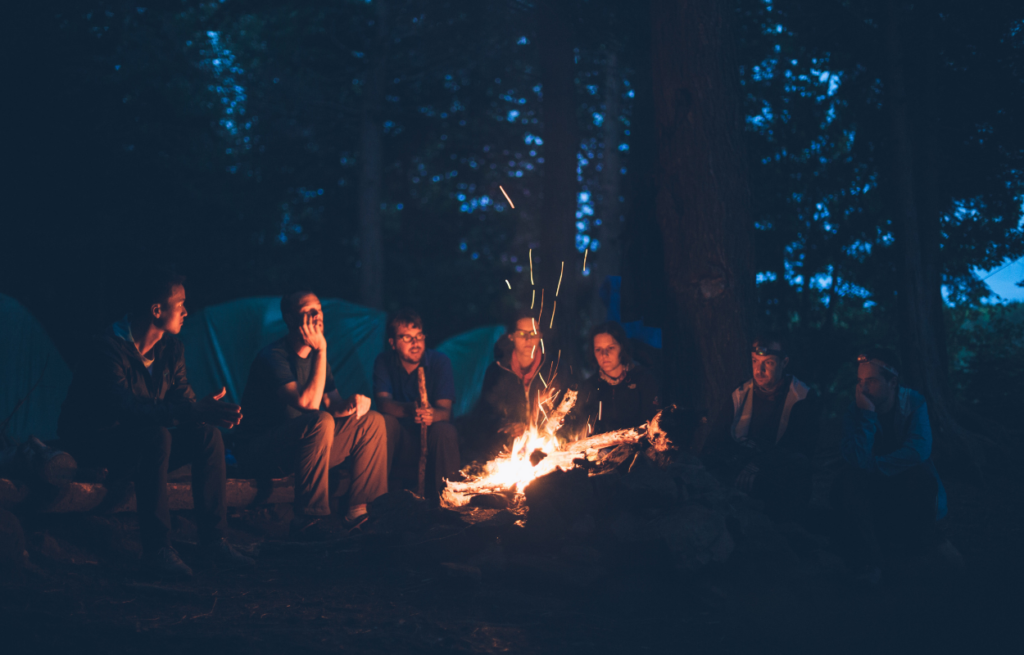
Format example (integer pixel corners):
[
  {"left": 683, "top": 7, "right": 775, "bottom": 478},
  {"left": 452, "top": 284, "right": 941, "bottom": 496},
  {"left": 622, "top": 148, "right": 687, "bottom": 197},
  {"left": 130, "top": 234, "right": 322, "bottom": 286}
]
[
  {"left": 707, "top": 333, "right": 820, "bottom": 522},
  {"left": 373, "top": 309, "right": 460, "bottom": 500},
  {"left": 834, "top": 347, "right": 948, "bottom": 585}
]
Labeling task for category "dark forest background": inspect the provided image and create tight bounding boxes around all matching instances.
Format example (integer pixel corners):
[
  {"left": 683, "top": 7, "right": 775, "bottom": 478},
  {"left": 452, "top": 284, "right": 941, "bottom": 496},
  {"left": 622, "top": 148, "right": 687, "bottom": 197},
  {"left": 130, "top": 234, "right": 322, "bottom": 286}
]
[{"left": 4, "top": 0, "right": 1024, "bottom": 458}]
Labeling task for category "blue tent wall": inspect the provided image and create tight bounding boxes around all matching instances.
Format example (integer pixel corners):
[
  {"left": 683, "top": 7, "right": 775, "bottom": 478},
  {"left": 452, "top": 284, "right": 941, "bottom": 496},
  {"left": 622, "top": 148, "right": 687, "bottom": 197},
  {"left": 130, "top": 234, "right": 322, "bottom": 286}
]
[
  {"left": 177, "top": 297, "right": 387, "bottom": 404},
  {"left": 436, "top": 325, "right": 506, "bottom": 417},
  {"left": 0, "top": 294, "right": 72, "bottom": 442}
]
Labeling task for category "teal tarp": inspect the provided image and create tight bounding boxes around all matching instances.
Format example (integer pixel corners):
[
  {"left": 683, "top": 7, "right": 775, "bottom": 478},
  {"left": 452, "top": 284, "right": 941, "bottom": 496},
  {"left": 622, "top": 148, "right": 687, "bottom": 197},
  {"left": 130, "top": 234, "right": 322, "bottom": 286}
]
[
  {"left": 0, "top": 294, "right": 72, "bottom": 442},
  {"left": 177, "top": 296, "right": 502, "bottom": 417},
  {"left": 177, "top": 297, "right": 387, "bottom": 405},
  {"left": 436, "top": 325, "right": 506, "bottom": 417},
  {"left": 0, "top": 294, "right": 502, "bottom": 442}
]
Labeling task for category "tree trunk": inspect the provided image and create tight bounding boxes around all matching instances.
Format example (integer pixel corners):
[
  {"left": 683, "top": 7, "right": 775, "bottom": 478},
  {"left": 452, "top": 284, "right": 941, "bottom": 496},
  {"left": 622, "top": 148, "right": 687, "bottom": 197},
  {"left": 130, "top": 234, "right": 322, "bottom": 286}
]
[
  {"left": 883, "top": 3, "right": 982, "bottom": 466},
  {"left": 599, "top": 49, "right": 623, "bottom": 278},
  {"left": 357, "top": 0, "right": 389, "bottom": 310},
  {"left": 650, "top": 0, "right": 755, "bottom": 426},
  {"left": 538, "top": 1, "right": 581, "bottom": 363}
]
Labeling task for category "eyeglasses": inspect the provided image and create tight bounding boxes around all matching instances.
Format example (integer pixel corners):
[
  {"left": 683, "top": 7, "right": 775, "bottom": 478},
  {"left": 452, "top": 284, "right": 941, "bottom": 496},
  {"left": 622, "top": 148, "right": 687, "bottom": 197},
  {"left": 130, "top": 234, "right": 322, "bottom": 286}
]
[
  {"left": 752, "top": 345, "right": 785, "bottom": 357},
  {"left": 396, "top": 334, "right": 426, "bottom": 344},
  {"left": 856, "top": 354, "right": 899, "bottom": 377},
  {"left": 511, "top": 330, "right": 541, "bottom": 339}
]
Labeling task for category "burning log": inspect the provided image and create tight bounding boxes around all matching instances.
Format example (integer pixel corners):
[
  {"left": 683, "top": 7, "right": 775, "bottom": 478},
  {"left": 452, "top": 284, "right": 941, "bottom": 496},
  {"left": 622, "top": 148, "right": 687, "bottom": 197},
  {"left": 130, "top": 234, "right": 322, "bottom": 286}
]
[{"left": 442, "top": 408, "right": 674, "bottom": 508}]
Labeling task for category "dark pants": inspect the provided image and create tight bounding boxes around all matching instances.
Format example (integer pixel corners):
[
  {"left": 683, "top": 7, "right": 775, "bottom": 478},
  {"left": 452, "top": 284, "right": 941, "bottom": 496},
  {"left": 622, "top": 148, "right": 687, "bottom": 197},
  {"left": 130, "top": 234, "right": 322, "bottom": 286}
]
[
  {"left": 70, "top": 424, "right": 227, "bottom": 553},
  {"left": 833, "top": 465, "right": 938, "bottom": 565},
  {"left": 384, "top": 415, "right": 460, "bottom": 498},
  {"left": 235, "top": 410, "right": 388, "bottom": 516},
  {"left": 751, "top": 451, "right": 812, "bottom": 523}
]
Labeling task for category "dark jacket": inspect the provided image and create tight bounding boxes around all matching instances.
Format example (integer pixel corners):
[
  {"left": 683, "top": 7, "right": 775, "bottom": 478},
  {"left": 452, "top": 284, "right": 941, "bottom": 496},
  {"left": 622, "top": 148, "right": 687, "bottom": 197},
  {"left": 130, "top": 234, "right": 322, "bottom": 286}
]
[
  {"left": 473, "top": 350, "right": 571, "bottom": 442},
  {"left": 566, "top": 364, "right": 661, "bottom": 437},
  {"left": 58, "top": 322, "right": 196, "bottom": 442},
  {"left": 707, "top": 376, "right": 819, "bottom": 470},
  {"left": 843, "top": 386, "right": 947, "bottom": 519}
]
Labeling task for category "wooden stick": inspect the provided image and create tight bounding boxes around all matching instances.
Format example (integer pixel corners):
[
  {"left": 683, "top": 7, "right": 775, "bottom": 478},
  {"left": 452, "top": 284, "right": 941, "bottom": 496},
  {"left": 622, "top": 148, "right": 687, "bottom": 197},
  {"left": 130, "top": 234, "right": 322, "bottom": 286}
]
[{"left": 416, "top": 367, "right": 429, "bottom": 498}]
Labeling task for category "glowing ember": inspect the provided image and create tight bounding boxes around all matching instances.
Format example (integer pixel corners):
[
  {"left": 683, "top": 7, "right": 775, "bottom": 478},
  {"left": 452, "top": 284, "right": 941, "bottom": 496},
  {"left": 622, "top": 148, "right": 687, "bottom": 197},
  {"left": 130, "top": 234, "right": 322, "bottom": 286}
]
[{"left": 499, "top": 185, "right": 515, "bottom": 209}]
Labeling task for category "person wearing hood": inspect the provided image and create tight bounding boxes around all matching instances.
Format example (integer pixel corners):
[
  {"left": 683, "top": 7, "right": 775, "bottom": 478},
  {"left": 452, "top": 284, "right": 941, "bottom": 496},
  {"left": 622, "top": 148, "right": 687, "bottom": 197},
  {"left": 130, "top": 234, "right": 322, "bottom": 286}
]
[
  {"left": 469, "top": 309, "right": 571, "bottom": 458},
  {"left": 706, "top": 333, "right": 820, "bottom": 522},
  {"left": 58, "top": 268, "right": 254, "bottom": 577}
]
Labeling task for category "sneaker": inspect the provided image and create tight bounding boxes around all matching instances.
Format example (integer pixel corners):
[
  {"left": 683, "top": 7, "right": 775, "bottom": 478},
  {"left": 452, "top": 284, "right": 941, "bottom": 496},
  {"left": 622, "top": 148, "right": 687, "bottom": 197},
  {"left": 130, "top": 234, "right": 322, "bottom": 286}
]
[
  {"left": 856, "top": 564, "right": 882, "bottom": 587},
  {"left": 341, "top": 512, "right": 369, "bottom": 533},
  {"left": 143, "top": 546, "right": 193, "bottom": 578},
  {"left": 201, "top": 538, "right": 256, "bottom": 570},
  {"left": 289, "top": 515, "right": 334, "bottom": 542}
]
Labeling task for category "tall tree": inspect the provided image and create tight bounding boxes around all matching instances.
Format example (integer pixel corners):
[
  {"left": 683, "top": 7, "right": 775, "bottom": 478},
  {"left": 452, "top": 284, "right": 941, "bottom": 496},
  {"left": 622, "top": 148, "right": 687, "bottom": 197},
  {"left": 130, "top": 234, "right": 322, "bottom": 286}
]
[
  {"left": 651, "top": 0, "right": 756, "bottom": 423},
  {"left": 357, "top": 0, "right": 390, "bottom": 309},
  {"left": 538, "top": 1, "right": 582, "bottom": 359}
]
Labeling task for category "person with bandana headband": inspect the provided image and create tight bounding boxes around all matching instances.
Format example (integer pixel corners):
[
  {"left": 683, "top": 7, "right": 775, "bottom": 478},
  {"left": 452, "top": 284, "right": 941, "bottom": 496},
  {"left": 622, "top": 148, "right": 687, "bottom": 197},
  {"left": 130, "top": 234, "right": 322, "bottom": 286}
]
[
  {"left": 833, "top": 347, "right": 948, "bottom": 586},
  {"left": 706, "top": 332, "right": 820, "bottom": 523}
]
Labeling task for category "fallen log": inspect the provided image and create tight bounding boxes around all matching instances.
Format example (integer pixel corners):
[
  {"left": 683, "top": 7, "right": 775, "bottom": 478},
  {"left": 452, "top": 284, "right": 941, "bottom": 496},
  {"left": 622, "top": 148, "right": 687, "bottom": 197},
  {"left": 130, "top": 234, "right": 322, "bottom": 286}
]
[{"left": 0, "top": 476, "right": 294, "bottom": 513}]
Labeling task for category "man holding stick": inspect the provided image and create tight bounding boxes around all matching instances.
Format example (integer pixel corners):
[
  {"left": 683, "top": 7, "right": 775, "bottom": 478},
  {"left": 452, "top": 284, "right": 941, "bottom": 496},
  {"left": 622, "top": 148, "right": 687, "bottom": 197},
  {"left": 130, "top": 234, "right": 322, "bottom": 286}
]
[{"left": 373, "top": 309, "right": 460, "bottom": 500}]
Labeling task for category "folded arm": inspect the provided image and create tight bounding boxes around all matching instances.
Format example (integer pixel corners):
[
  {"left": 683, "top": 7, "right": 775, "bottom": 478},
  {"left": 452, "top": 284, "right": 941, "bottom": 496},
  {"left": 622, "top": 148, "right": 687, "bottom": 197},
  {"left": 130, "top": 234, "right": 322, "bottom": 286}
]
[{"left": 842, "top": 403, "right": 932, "bottom": 476}]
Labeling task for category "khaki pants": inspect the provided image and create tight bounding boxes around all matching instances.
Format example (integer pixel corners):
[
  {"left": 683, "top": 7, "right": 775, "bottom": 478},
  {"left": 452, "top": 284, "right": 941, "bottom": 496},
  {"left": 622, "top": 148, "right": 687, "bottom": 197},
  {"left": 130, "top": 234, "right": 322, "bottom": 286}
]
[{"left": 237, "top": 410, "right": 388, "bottom": 516}]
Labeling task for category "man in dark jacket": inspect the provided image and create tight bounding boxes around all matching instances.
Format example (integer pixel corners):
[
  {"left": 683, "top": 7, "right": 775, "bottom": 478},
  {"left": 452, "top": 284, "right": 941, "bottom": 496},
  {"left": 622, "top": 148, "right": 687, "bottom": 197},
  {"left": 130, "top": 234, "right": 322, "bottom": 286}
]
[
  {"left": 59, "top": 269, "right": 253, "bottom": 577},
  {"left": 567, "top": 321, "right": 661, "bottom": 438},
  {"left": 707, "top": 333, "right": 820, "bottom": 522},
  {"left": 470, "top": 310, "right": 570, "bottom": 458}
]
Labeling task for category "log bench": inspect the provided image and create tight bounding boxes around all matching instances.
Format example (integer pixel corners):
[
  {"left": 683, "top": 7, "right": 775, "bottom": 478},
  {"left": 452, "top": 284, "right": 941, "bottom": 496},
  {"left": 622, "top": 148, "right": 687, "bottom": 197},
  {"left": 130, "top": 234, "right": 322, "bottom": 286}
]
[{"left": 0, "top": 475, "right": 295, "bottom": 513}]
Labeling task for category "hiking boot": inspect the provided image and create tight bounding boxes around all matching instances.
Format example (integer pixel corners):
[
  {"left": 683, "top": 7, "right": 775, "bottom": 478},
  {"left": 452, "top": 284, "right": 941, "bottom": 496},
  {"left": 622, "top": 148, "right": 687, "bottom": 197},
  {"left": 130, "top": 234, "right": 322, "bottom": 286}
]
[
  {"left": 143, "top": 546, "right": 193, "bottom": 578},
  {"left": 341, "top": 512, "right": 369, "bottom": 533},
  {"left": 289, "top": 515, "right": 334, "bottom": 542},
  {"left": 200, "top": 538, "right": 256, "bottom": 570}
]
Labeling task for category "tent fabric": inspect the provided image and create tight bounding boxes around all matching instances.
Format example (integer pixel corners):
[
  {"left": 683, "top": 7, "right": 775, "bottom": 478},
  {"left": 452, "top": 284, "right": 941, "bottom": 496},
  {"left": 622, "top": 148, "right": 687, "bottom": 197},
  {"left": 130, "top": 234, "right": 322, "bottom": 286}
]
[
  {"left": 177, "top": 296, "right": 503, "bottom": 418},
  {"left": 436, "top": 325, "right": 507, "bottom": 417},
  {"left": 0, "top": 294, "right": 502, "bottom": 444},
  {"left": 177, "top": 297, "right": 387, "bottom": 405},
  {"left": 0, "top": 294, "right": 72, "bottom": 442}
]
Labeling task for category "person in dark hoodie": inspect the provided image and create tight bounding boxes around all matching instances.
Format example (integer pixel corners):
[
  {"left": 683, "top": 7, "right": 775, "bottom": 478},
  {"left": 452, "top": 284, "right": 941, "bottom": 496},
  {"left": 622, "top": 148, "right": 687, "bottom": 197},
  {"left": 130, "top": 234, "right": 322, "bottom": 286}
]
[
  {"left": 566, "top": 321, "right": 661, "bottom": 438},
  {"left": 706, "top": 332, "right": 820, "bottom": 522},
  {"left": 58, "top": 269, "right": 254, "bottom": 577},
  {"left": 469, "top": 309, "right": 570, "bottom": 458}
]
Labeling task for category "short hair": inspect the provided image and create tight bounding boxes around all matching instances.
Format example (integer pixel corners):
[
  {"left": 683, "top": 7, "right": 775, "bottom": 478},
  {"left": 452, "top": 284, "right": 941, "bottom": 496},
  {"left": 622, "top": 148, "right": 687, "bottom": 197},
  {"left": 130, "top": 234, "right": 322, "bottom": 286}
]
[
  {"left": 858, "top": 346, "right": 902, "bottom": 382},
  {"left": 752, "top": 331, "right": 786, "bottom": 355},
  {"left": 589, "top": 321, "right": 634, "bottom": 366},
  {"left": 280, "top": 289, "right": 316, "bottom": 325},
  {"left": 130, "top": 267, "right": 186, "bottom": 316},
  {"left": 388, "top": 308, "right": 423, "bottom": 340}
]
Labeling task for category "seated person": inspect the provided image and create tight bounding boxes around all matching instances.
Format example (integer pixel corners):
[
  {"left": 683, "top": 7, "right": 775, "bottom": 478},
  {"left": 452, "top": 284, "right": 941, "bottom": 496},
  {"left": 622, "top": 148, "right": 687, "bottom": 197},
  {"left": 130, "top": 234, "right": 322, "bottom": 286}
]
[
  {"left": 470, "top": 309, "right": 570, "bottom": 457},
  {"left": 234, "top": 291, "right": 387, "bottom": 536},
  {"left": 373, "top": 309, "right": 460, "bottom": 499},
  {"left": 833, "top": 347, "right": 947, "bottom": 584},
  {"left": 566, "top": 321, "right": 661, "bottom": 437},
  {"left": 58, "top": 268, "right": 253, "bottom": 577},
  {"left": 707, "top": 333, "right": 819, "bottom": 522}
]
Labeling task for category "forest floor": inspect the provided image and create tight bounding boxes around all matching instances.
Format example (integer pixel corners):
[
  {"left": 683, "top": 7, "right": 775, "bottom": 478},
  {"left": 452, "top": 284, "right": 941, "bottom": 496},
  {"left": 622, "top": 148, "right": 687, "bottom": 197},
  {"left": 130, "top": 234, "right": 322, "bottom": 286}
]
[{"left": 3, "top": 436, "right": 1024, "bottom": 654}]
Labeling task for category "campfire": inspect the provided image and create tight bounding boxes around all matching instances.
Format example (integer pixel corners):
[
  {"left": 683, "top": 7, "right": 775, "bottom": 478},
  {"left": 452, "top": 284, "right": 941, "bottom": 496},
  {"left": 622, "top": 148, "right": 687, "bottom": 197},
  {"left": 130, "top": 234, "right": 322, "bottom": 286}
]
[{"left": 442, "top": 388, "right": 673, "bottom": 508}]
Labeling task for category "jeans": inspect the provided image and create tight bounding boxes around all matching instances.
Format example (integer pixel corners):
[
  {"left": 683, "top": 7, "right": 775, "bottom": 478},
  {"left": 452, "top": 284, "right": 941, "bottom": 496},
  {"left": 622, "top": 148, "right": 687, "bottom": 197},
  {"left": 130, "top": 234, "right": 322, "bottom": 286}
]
[{"left": 383, "top": 415, "right": 460, "bottom": 499}]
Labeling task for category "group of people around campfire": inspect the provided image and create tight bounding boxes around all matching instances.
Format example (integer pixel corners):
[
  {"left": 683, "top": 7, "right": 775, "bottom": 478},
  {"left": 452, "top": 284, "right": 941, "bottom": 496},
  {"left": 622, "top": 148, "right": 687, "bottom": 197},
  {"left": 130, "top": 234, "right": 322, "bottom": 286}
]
[{"left": 56, "top": 268, "right": 949, "bottom": 584}]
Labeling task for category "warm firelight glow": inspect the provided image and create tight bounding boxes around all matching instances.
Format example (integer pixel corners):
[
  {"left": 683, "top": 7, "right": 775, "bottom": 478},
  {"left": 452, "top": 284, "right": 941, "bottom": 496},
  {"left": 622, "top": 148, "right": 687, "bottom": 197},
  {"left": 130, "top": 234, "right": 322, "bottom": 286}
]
[{"left": 442, "top": 388, "right": 577, "bottom": 507}]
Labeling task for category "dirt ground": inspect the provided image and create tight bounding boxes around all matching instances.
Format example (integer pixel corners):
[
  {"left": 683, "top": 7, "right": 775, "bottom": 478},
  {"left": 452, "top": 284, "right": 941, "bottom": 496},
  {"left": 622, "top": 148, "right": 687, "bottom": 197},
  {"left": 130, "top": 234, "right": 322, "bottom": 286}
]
[{"left": 3, "top": 443, "right": 1024, "bottom": 654}]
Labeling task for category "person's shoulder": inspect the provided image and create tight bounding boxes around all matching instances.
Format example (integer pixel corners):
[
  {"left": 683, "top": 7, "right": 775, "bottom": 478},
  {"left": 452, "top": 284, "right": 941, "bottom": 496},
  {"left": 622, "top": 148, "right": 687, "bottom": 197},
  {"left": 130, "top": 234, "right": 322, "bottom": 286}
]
[
  {"left": 899, "top": 386, "right": 927, "bottom": 411},
  {"left": 629, "top": 364, "right": 657, "bottom": 382},
  {"left": 373, "top": 349, "right": 392, "bottom": 369},
  {"left": 425, "top": 349, "right": 452, "bottom": 367}
]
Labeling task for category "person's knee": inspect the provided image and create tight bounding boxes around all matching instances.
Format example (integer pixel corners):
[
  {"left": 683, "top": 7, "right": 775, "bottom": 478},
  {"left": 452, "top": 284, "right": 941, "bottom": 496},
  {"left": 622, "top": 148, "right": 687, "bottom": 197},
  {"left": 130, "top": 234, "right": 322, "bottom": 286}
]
[
  {"left": 363, "top": 410, "right": 386, "bottom": 438},
  {"left": 139, "top": 425, "right": 174, "bottom": 458},
  {"left": 307, "top": 410, "right": 335, "bottom": 438},
  {"left": 202, "top": 425, "right": 225, "bottom": 455}
]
